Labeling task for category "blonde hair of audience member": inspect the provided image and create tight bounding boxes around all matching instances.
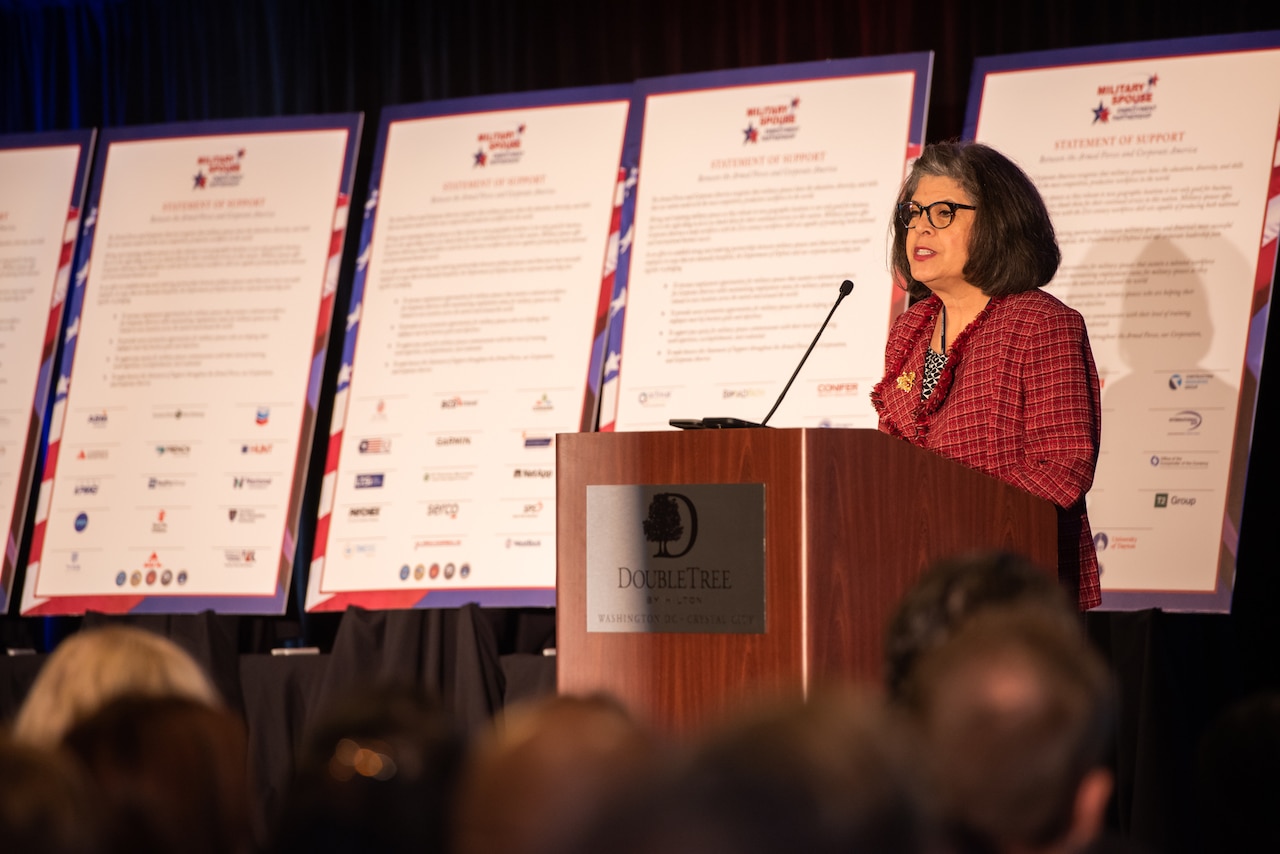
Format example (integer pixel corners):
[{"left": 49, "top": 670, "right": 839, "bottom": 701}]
[
  {"left": 11, "top": 625, "right": 221, "bottom": 748},
  {"left": 904, "top": 605, "right": 1115, "bottom": 854},
  {"left": 453, "top": 693, "right": 659, "bottom": 854}
]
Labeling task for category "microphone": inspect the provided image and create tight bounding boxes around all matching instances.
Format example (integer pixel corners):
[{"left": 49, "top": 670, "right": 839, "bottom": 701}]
[
  {"left": 668, "top": 279, "right": 855, "bottom": 429},
  {"left": 758, "top": 279, "right": 854, "bottom": 426}
]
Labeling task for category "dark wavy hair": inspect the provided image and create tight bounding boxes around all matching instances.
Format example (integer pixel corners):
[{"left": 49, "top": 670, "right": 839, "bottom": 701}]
[{"left": 891, "top": 141, "right": 1061, "bottom": 299}]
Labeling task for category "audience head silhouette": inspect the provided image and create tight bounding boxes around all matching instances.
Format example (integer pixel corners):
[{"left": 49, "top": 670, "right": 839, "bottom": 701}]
[
  {"left": 272, "top": 682, "right": 464, "bottom": 854},
  {"left": 903, "top": 604, "right": 1115, "bottom": 854},
  {"left": 566, "top": 688, "right": 934, "bottom": 854},
  {"left": 454, "top": 693, "right": 658, "bottom": 854},
  {"left": 62, "top": 694, "right": 254, "bottom": 854},
  {"left": 884, "top": 550, "right": 1075, "bottom": 699},
  {"left": 0, "top": 730, "right": 105, "bottom": 854}
]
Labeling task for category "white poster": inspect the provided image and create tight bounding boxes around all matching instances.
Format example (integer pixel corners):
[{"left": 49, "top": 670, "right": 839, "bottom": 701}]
[
  {"left": 23, "top": 117, "right": 359, "bottom": 615},
  {"left": 969, "top": 35, "right": 1280, "bottom": 610},
  {"left": 309, "top": 91, "right": 630, "bottom": 611},
  {"left": 0, "top": 131, "right": 93, "bottom": 612},
  {"left": 607, "top": 57, "right": 932, "bottom": 431}
]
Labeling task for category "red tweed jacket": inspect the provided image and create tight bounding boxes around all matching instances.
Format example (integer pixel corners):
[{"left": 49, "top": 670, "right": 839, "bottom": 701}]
[{"left": 871, "top": 290, "right": 1102, "bottom": 610}]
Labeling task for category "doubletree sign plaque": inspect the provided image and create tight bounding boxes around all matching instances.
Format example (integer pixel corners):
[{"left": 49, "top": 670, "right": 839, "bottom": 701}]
[{"left": 585, "top": 484, "right": 766, "bottom": 634}]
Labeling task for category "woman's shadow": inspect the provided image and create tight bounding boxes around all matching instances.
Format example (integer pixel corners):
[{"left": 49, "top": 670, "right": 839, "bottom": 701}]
[{"left": 1074, "top": 234, "right": 1248, "bottom": 597}]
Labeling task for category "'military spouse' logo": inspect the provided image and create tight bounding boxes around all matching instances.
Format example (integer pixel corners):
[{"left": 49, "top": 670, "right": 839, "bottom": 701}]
[
  {"left": 743, "top": 97, "right": 801, "bottom": 144},
  {"left": 193, "top": 148, "right": 247, "bottom": 189},
  {"left": 473, "top": 124, "right": 526, "bottom": 167},
  {"left": 1092, "top": 73, "right": 1158, "bottom": 124}
]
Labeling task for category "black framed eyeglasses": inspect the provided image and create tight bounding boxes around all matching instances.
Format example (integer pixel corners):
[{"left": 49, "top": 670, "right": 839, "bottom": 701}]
[{"left": 896, "top": 200, "right": 977, "bottom": 229}]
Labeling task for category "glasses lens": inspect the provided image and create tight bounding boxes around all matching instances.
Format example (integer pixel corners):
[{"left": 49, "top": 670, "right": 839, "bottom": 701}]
[{"left": 898, "top": 203, "right": 920, "bottom": 228}]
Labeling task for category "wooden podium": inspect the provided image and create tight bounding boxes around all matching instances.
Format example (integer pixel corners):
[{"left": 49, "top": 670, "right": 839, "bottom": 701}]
[{"left": 555, "top": 428, "right": 1057, "bottom": 734}]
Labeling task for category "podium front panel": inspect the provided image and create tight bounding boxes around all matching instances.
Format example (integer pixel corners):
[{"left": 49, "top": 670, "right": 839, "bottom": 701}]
[{"left": 556, "top": 428, "right": 1057, "bottom": 734}]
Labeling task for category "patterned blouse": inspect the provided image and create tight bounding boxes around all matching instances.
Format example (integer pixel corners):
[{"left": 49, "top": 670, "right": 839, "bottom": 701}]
[{"left": 921, "top": 348, "right": 947, "bottom": 400}]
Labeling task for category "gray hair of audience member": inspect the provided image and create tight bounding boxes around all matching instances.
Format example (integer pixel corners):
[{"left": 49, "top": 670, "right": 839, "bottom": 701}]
[
  {"left": 884, "top": 550, "right": 1076, "bottom": 700},
  {"left": 564, "top": 687, "right": 936, "bottom": 854},
  {"left": 11, "top": 625, "right": 221, "bottom": 748},
  {"left": 902, "top": 605, "right": 1116, "bottom": 854}
]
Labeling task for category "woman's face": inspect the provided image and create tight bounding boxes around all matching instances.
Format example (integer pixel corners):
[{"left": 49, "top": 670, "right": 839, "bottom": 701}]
[{"left": 904, "top": 175, "right": 977, "bottom": 297}]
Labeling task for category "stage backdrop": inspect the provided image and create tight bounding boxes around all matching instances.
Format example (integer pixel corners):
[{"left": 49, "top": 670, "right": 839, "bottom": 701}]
[
  {"left": 21, "top": 116, "right": 361, "bottom": 616},
  {"left": 967, "top": 31, "right": 1280, "bottom": 611},
  {"left": 0, "top": 130, "right": 94, "bottom": 612}
]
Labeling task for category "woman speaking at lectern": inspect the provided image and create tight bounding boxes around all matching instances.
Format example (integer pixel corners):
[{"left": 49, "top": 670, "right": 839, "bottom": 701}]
[{"left": 871, "top": 141, "right": 1102, "bottom": 610}]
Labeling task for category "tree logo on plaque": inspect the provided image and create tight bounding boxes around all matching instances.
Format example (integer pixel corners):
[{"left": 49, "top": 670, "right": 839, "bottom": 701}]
[{"left": 642, "top": 493, "right": 699, "bottom": 558}]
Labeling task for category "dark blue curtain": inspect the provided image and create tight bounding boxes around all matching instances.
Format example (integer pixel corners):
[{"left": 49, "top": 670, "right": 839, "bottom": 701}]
[{"left": 6, "top": 0, "right": 1279, "bottom": 138}]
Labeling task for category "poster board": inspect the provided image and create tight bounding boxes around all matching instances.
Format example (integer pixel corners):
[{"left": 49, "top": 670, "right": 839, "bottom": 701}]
[
  {"left": 0, "top": 130, "right": 94, "bottom": 612},
  {"left": 21, "top": 115, "right": 360, "bottom": 615},
  {"left": 307, "top": 87, "right": 631, "bottom": 611},
  {"left": 967, "top": 32, "right": 1280, "bottom": 611},
  {"left": 602, "top": 55, "right": 932, "bottom": 432}
]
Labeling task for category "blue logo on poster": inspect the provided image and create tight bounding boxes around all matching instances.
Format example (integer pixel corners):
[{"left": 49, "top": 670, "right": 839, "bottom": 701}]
[
  {"left": 355, "top": 473, "right": 385, "bottom": 489},
  {"left": 115, "top": 571, "right": 127, "bottom": 586},
  {"left": 399, "top": 564, "right": 410, "bottom": 581},
  {"left": 74, "top": 513, "right": 89, "bottom": 532}
]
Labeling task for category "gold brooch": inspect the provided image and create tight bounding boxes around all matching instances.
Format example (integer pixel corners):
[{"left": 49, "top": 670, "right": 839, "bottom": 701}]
[{"left": 896, "top": 371, "right": 915, "bottom": 392}]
